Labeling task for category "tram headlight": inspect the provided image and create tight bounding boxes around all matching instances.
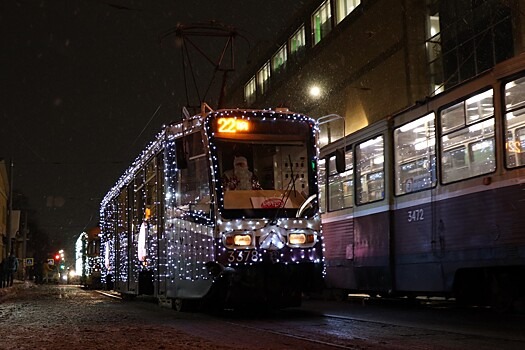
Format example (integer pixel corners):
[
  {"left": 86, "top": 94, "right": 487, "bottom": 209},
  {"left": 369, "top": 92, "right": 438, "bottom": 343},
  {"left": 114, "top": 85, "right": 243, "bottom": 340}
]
[
  {"left": 289, "top": 233, "right": 306, "bottom": 244},
  {"left": 234, "top": 234, "right": 252, "bottom": 246},
  {"left": 288, "top": 232, "right": 316, "bottom": 246},
  {"left": 224, "top": 233, "right": 253, "bottom": 247}
]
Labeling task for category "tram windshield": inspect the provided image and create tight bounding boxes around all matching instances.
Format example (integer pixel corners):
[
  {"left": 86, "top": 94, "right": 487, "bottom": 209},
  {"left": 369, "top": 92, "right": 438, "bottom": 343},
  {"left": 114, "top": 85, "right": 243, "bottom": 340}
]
[{"left": 208, "top": 114, "right": 317, "bottom": 219}]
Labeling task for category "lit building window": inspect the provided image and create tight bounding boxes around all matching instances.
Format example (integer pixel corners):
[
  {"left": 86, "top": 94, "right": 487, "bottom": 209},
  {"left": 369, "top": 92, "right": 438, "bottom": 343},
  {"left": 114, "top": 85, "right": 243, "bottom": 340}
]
[
  {"left": 426, "top": 0, "right": 512, "bottom": 93},
  {"left": 425, "top": 4, "right": 443, "bottom": 96},
  {"left": 289, "top": 25, "right": 305, "bottom": 56},
  {"left": 257, "top": 61, "right": 271, "bottom": 95},
  {"left": 335, "top": 0, "right": 360, "bottom": 24},
  {"left": 312, "top": 0, "right": 332, "bottom": 46},
  {"left": 244, "top": 76, "right": 256, "bottom": 104},
  {"left": 271, "top": 44, "right": 287, "bottom": 74}
]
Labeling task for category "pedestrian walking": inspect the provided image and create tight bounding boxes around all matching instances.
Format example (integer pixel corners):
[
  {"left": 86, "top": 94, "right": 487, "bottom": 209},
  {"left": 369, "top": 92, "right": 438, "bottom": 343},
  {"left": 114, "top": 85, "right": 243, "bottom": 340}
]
[
  {"left": 0, "top": 259, "right": 5, "bottom": 288},
  {"left": 6, "top": 253, "right": 19, "bottom": 287},
  {"left": 42, "top": 261, "right": 52, "bottom": 283},
  {"left": 33, "top": 259, "right": 43, "bottom": 284}
]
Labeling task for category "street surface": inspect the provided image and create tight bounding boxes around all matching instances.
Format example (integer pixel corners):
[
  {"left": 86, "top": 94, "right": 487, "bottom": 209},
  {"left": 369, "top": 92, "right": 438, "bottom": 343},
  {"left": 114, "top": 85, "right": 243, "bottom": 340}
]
[{"left": 1, "top": 282, "right": 525, "bottom": 349}]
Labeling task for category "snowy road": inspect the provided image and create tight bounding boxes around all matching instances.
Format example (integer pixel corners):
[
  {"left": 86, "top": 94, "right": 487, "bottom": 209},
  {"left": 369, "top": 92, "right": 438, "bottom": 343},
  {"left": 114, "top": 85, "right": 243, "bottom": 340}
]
[{"left": 2, "top": 282, "right": 525, "bottom": 350}]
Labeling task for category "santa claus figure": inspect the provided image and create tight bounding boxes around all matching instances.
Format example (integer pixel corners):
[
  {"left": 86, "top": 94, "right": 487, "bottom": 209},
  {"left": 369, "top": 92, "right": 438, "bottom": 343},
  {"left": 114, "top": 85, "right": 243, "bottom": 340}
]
[{"left": 221, "top": 156, "right": 262, "bottom": 190}]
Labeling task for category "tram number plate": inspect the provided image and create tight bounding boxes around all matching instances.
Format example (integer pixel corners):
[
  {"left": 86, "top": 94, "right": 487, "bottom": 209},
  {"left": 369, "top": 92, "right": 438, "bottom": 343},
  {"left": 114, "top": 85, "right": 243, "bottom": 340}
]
[
  {"left": 228, "top": 250, "right": 259, "bottom": 263},
  {"left": 407, "top": 209, "right": 424, "bottom": 222}
]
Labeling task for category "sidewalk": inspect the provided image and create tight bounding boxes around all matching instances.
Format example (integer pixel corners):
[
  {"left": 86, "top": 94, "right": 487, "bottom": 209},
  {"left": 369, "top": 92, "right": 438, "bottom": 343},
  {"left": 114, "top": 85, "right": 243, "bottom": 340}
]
[{"left": 0, "top": 279, "right": 30, "bottom": 302}]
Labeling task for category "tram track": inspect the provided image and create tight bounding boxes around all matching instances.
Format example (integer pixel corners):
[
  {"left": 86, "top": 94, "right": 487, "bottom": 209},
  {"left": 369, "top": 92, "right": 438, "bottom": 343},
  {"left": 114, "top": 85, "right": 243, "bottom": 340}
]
[
  {"left": 224, "top": 310, "right": 525, "bottom": 350},
  {"left": 320, "top": 312, "right": 525, "bottom": 344},
  {"left": 224, "top": 319, "right": 355, "bottom": 349},
  {"left": 95, "top": 290, "right": 122, "bottom": 300},
  {"left": 94, "top": 289, "right": 525, "bottom": 349}
]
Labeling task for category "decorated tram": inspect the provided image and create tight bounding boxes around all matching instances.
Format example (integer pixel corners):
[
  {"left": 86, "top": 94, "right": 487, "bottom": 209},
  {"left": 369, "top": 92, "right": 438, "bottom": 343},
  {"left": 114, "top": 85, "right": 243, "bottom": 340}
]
[
  {"left": 319, "top": 54, "right": 525, "bottom": 311},
  {"left": 100, "top": 107, "right": 324, "bottom": 311}
]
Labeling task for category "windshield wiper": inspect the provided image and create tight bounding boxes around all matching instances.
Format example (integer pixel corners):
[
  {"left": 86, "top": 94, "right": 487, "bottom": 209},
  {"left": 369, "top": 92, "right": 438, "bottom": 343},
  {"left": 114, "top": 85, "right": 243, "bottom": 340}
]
[
  {"left": 296, "top": 194, "right": 316, "bottom": 218},
  {"left": 267, "top": 154, "right": 297, "bottom": 225}
]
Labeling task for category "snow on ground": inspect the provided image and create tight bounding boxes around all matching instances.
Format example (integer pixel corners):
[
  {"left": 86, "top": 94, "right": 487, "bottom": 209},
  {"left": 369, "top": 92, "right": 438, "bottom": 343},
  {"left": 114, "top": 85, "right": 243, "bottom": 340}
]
[{"left": 0, "top": 281, "right": 253, "bottom": 350}]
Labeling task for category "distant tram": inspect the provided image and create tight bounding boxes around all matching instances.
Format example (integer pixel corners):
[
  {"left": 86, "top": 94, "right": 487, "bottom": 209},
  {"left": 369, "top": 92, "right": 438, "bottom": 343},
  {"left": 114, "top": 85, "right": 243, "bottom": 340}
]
[
  {"left": 100, "top": 107, "right": 323, "bottom": 311},
  {"left": 75, "top": 226, "right": 102, "bottom": 289},
  {"left": 320, "top": 54, "right": 525, "bottom": 311}
]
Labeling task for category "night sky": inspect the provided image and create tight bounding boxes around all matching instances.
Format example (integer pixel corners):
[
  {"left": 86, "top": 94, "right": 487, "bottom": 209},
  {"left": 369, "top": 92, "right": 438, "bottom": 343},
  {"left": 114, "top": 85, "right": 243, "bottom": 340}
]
[{"left": 0, "top": 0, "right": 307, "bottom": 253}]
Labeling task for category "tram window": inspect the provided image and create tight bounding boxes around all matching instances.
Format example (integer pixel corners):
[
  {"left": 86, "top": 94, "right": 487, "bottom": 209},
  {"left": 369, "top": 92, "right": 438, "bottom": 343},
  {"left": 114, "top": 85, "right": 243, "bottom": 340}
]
[
  {"left": 505, "top": 76, "right": 525, "bottom": 112},
  {"left": 440, "top": 89, "right": 495, "bottom": 183},
  {"left": 117, "top": 191, "right": 127, "bottom": 235},
  {"left": 517, "top": 129, "right": 525, "bottom": 165},
  {"left": 504, "top": 77, "right": 525, "bottom": 168},
  {"left": 441, "top": 102, "right": 464, "bottom": 133},
  {"left": 394, "top": 113, "right": 436, "bottom": 195},
  {"left": 398, "top": 158, "right": 436, "bottom": 194},
  {"left": 466, "top": 90, "right": 494, "bottom": 123},
  {"left": 507, "top": 127, "right": 525, "bottom": 167},
  {"left": 328, "top": 150, "right": 353, "bottom": 211},
  {"left": 441, "top": 89, "right": 493, "bottom": 134},
  {"left": 177, "top": 154, "right": 211, "bottom": 217},
  {"left": 318, "top": 158, "right": 327, "bottom": 214},
  {"left": 470, "top": 138, "right": 495, "bottom": 174},
  {"left": 145, "top": 158, "right": 157, "bottom": 220},
  {"left": 217, "top": 143, "right": 311, "bottom": 210},
  {"left": 441, "top": 119, "right": 495, "bottom": 183},
  {"left": 356, "top": 135, "right": 384, "bottom": 205},
  {"left": 442, "top": 146, "right": 467, "bottom": 183},
  {"left": 134, "top": 172, "right": 145, "bottom": 231}
]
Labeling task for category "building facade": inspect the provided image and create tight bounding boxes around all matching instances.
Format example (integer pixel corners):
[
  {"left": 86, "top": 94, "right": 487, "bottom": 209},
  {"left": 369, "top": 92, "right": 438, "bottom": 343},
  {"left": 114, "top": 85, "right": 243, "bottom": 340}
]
[
  {"left": 0, "top": 159, "right": 8, "bottom": 262},
  {"left": 225, "top": 0, "right": 525, "bottom": 145}
]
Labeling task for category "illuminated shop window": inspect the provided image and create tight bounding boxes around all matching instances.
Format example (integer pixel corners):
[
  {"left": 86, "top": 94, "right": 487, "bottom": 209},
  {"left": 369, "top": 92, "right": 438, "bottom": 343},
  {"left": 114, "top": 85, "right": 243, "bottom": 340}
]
[
  {"left": 271, "top": 44, "right": 287, "bottom": 74},
  {"left": 244, "top": 76, "right": 256, "bottom": 104},
  {"left": 312, "top": 1, "right": 332, "bottom": 46},
  {"left": 257, "top": 61, "right": 271, "bottom": 95},
  {"left": 289, "top": 25, "right": 305, "bottom": 56},
  {"left": 427, "top": 0, "right": 512, "bottom": 92},
  {"left": 335, "top": 0, "right": 360, "bottom": 24},
  {"left": 426, "top": 4, "right": 443, "bottom": 95}
]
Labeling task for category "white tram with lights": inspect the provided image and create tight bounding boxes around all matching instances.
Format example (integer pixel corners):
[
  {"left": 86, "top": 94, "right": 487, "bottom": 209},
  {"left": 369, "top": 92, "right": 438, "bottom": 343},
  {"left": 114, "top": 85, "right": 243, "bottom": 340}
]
[
  {"left": 320, "top": 54, "right": 525, "bottom": 311},
  {"left": 100, "top": 107, "right": 323, "bottom": 311},
  {"left": 75, "top": 226, "right": 102, "bottom": 288}
]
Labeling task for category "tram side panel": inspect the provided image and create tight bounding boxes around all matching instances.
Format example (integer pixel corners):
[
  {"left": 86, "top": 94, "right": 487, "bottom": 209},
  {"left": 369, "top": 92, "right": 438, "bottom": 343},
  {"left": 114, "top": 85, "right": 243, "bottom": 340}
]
[
  {"left": 391, "top": 178, "right": 525, "bottom": 297},
  {"left": 323, "top": 216, "right": 357, "bottom": 291},
  {"left": 353, "top": 210, "right": 393, "bottom": 293},
  {"left": 163, "top": 132, "right": 217, "bottom": 301},
  {"left": 393, "top": 198, "right": 444, "bottom": 293},
  {"left": 165, "top": 219, "right": 215, "bottom": 300},
  {"left": 435, "top": 177, "right": 525, "bottom": 300},
  {"left": 321, "top": 122, "right": 394, "bottom": 296}
]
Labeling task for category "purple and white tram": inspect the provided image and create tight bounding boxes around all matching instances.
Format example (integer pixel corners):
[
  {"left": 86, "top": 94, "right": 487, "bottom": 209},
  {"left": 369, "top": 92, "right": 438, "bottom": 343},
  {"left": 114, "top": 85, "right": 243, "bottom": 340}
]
[
  {"left": 100, "top": 108, "right": 323, "bottom": 311},
  {"left": 320, "top": 54, "right": 525, "bottom": 311}
]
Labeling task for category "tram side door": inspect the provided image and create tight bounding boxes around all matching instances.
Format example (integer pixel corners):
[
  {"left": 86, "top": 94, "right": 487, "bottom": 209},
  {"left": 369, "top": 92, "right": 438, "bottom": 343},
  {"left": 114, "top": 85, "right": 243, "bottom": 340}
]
[
  {"left": 392, "top": 157, "right": 443, "bottom": 293},
  {"left": 127, "top": 185, "right": 137, "bottom": 293},
  {"left": 322, "top": 149, "right": 359, "bottom": 292},
  {"left": 391, "top": 111, "right": 445, "bottom": 293},
  {"left": 156, "top": 154, "right": 168, "bottom": 298}
]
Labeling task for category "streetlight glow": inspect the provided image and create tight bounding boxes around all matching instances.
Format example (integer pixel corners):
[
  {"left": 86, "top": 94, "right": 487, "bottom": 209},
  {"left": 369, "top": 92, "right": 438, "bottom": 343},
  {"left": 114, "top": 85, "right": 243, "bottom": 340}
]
[{"left": 309, "top": 85, "right": 321, "bottom": 98}]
